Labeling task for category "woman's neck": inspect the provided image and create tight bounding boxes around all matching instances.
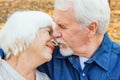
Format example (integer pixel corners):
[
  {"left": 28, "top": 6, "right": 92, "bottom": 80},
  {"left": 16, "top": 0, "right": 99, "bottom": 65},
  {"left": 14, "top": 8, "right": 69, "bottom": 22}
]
[{"left": 6, "top": 52, "right": 44, "bottom": 80}]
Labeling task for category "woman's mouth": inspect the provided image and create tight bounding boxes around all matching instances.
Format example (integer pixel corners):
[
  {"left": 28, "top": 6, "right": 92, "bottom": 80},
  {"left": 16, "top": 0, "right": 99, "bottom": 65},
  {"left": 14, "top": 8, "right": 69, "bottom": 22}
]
[
  {"left": 46, "top": 39, "right": 58, "bottom": 51},
  {"left": 47, "top": 45, "right": 54, "bottom": 51}
]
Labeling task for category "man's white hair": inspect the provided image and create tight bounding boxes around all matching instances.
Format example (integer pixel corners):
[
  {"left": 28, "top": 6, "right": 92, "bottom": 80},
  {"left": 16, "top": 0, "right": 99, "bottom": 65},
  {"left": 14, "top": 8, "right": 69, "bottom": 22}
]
[
  {"left": 54, "top": 0, "right": 110, "bottom": 35},
  {"left": 0, "top": 11, "right": 55, "bottom": 59}
]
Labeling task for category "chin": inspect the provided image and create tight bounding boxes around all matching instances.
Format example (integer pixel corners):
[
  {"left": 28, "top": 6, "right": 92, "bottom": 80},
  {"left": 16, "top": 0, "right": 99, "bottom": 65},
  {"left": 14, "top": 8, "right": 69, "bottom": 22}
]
[
  {"left": 44, "top": 54, "right": 52, "bottom": 61},
  {"left": 60, "top": 47, "right": 73, "bottom": 56},
  {"left": 41, "top": 47, "right": 53, "bottom": 61},
  {"left": 56, "top": 39, "right": 74, "bottom": 56}
]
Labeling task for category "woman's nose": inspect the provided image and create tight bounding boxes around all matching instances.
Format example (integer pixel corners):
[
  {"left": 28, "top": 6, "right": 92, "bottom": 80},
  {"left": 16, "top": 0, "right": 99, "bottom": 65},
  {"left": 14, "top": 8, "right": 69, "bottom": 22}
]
[{"left": 52, "top": 30, "right": 62, "bottom": 38}]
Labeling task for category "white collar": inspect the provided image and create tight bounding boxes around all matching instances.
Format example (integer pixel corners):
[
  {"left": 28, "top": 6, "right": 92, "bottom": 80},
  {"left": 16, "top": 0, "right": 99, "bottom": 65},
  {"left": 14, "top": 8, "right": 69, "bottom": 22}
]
[
  {"left": 79, "top": 56, "right": 88, "bottom": 70},
  {"left": 1, "top": 60, "right": 45, "bottom": 80},
  {"left": 1, "top": 60, "right": 25, "bottom": 80}
]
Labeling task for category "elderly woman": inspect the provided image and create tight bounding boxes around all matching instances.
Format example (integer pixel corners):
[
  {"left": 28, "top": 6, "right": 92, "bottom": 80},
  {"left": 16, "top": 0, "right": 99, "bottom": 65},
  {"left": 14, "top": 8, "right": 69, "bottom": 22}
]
[{"left": 0, "top": 11, "right": 56, "bottom": 80}]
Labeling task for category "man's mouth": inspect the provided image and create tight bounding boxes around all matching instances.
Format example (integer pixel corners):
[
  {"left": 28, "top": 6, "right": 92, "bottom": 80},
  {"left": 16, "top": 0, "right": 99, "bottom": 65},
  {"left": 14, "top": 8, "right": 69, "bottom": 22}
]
[
  {"left": 58, "top": 43, "right": 67, "bottom": 49},
  {"left": 56, "top": 39, "right": 67, "bottom": 48}
]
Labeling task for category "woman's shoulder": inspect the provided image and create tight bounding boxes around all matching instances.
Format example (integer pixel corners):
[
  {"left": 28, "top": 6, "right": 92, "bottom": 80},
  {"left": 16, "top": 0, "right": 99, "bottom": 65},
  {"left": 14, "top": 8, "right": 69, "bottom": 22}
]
[
  {"left": 36, "top": 70, "right": 50, "bottom": 80},
  {"left": 0, "top": 59, "right": 13, "bottom": 80}
]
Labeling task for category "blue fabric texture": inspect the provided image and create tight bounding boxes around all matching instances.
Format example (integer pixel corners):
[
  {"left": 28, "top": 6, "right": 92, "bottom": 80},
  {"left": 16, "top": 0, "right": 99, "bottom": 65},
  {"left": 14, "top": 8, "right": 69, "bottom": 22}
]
[
  {"left": 1, "top": 33, "right": 120, "bottom": 80},
  {"left": 0, "top": 48, "right": 4, "bottom": 58},
  {"left": 38, "top": 33, "right": 120, "bottom": 80}
]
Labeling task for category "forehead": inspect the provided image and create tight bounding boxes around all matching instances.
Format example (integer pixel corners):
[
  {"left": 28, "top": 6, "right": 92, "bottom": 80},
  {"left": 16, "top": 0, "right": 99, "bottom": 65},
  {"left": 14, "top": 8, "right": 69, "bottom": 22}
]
[
  {"left": 54, "top": 0, "right": 74, "bottom": 11},
  {"left": 53, "top": 9, "right": 75, "bottom": 24}
]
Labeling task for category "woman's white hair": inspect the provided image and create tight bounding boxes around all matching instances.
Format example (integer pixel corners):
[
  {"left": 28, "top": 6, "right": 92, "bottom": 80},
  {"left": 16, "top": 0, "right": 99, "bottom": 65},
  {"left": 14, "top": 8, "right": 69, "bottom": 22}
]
[
  {"left": 0, "top": 11, "right": 55, "bottom": 59},
  {"left": 54, "top": 0, "right": 110, "bottom": 35}
]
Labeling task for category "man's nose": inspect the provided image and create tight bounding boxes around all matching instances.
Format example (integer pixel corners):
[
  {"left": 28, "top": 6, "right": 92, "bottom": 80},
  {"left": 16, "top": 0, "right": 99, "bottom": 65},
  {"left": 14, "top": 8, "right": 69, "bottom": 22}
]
[{"left": 52, "top": 30, "right": 62, "bottom": 38}]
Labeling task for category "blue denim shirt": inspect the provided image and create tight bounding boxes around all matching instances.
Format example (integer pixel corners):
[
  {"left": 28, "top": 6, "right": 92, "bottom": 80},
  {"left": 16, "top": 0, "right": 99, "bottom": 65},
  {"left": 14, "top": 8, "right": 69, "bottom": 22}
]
[
  {"left": 0, "top": 33, "right": 120, "bottom": 80},
  {"left": 0, "top": 48, "right": 4, "bottom": 58}
]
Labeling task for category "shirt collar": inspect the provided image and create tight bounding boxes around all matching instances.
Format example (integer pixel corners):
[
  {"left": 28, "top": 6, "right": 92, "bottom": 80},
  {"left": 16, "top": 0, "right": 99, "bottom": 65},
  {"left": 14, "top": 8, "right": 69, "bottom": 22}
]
[
  {"left": 1, "top": 60, "right": 25, "bottom": 80},
  {"left": 86, "top": 33, "right": 112, "bottom": 71},
  {"left": 54, "top": 33, "right": 112, "bottom": 71}
]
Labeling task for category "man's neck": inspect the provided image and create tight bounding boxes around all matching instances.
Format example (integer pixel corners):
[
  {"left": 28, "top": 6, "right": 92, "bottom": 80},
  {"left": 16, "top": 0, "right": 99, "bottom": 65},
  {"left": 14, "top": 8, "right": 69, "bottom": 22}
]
[{"left": 74, "top": 35, "right": 104, "bottom": 58}]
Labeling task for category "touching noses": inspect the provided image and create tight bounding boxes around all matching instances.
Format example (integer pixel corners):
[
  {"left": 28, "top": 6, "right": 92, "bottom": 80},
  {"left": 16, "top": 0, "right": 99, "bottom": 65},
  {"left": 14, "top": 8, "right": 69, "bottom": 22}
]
[{"left": 52, "top": 30, "right": 62, "bottom": 38}]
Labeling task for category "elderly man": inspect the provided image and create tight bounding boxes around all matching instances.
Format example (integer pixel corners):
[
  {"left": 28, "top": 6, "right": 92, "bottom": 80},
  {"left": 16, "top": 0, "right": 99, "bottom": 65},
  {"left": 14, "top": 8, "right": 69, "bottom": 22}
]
[
  {"left": 1, "top": 0, "right": 120, "bottom": 80},
  {"left": 39, "top": 0, "right": 120, "bottom": 80}
]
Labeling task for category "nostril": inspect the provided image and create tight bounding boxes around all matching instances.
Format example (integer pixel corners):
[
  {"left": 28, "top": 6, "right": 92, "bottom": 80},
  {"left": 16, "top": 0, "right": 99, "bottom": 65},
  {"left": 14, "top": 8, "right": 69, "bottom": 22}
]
[{"left": 51, "top": 39, "right": 58, "bottom": 46}]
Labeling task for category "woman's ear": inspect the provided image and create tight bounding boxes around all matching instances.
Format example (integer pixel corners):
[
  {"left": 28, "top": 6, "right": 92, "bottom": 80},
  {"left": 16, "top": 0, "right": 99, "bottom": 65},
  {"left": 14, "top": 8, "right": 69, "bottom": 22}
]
[{"left": 87, "top": 21, "right": 98, "bottom": 38}]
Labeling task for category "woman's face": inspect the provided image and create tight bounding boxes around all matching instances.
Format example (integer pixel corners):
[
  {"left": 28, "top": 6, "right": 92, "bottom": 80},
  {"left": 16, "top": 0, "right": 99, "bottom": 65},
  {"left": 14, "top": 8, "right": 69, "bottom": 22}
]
[{"left": 29, "top": 26, "right": 56, "bottom": 62}]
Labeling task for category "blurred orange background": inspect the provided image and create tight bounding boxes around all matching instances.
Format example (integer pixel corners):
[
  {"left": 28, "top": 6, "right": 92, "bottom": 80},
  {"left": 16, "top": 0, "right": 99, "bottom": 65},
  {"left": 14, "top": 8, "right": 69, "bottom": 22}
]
[{"left": 0, "top": 0, "right": 120, "bottom": 44}]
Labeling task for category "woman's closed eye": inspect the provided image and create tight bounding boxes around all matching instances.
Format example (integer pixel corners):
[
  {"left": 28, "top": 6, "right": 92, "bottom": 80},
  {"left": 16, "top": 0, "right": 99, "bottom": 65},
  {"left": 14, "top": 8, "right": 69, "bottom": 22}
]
[
  {"left": 47, "top": 30, "right": 52, "bottom": 35},
  {"left": 45, "top": 27, "right": 53, "bottom": 36}
]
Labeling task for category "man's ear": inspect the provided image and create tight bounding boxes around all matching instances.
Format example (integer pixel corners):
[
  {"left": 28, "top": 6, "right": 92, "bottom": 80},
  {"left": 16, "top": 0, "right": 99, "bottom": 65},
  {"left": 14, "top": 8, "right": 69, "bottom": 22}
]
[{"left": 87, "top": 21, "right": 98, "bottom": 38}]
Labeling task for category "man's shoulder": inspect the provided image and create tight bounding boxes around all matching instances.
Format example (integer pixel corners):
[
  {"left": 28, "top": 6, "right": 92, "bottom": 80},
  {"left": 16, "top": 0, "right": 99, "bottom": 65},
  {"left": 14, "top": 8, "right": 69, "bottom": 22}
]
[{"left": 111, "top": 41, "right": 120, "bottom": 56}]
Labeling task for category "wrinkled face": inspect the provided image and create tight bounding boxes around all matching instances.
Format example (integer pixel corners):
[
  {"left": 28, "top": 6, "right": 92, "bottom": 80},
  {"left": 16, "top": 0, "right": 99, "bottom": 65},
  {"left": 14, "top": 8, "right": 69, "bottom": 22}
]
[
  {"left": 53, "top": 9, "right": 89, "bottom": 56},
  {"left": 30, "top": 26, "right": 56, "bottom": 62}
]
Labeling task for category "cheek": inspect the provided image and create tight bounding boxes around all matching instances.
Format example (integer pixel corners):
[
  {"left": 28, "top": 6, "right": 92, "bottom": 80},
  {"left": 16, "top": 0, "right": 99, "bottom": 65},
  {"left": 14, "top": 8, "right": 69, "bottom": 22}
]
[
  {"left": 62, "top": 30, "right": 88, "bottom": 47},
  {"left": 62, "top": 29, "right": 79, "bottom": 40},
  {"left": 62, "top": 31, "right": 74, "bottom": 45}
]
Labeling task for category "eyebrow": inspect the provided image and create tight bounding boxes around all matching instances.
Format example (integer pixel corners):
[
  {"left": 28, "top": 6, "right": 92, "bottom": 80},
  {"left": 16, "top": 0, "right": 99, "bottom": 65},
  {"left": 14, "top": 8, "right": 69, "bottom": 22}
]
[{"left": 47, "top": 26, "right": 53, "bottom": 31}]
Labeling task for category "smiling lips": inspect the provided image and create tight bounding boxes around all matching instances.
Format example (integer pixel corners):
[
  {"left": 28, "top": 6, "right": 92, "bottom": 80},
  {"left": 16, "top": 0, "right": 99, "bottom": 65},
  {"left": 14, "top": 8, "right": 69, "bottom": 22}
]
[
  {"left": 46, "top": 39, "right": 58, "bottom": 51},
  {"left": 47, "top": 45, "right": 54, "bottom": 51}
]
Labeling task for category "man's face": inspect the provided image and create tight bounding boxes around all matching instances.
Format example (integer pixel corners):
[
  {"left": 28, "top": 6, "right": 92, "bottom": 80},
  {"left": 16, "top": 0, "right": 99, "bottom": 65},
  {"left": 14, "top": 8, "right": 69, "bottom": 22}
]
[{"left": 53, "top": 9, "right": 89, "bottom": 56}]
